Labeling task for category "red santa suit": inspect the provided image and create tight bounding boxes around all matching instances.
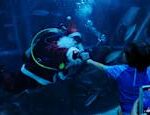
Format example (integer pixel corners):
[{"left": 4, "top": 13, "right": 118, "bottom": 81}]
[
  {"left": 20, "top": 28, "right": 84, "bottom": 86},
  {"left": 1, "top": 28, "right": 84, "bottom": 93}
]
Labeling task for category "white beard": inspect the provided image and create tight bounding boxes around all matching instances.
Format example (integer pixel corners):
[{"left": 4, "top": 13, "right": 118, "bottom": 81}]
[{"left": 57, "top": 36, "right": 77, "bottom": 48}]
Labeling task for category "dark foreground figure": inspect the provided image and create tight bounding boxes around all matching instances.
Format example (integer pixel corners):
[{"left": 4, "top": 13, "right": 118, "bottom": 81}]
[{"left": 0, "top": 64, "right": 119, "bottom": 115}]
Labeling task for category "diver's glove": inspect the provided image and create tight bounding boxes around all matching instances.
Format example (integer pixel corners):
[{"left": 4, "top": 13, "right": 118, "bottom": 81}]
[{"left": 79, "top": 51, "right": 90, "bottom": 62}]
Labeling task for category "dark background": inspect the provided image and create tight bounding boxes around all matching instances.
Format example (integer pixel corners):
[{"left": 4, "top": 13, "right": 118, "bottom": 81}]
[
  {"left": 0, "top": 0, "right": 150, "bottom": 71},
  {"left": 0, "top": 0, "right": 150, "bottom": 114}
]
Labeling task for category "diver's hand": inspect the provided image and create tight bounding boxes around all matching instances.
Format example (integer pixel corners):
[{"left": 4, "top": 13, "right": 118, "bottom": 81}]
[{"left": 79, "top": 52, "right": 90, "bottom": 62}]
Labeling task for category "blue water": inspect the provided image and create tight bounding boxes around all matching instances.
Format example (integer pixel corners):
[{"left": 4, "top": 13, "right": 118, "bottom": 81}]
[{"left": 0, "top": 0, "right": 150, "bottom": 114}]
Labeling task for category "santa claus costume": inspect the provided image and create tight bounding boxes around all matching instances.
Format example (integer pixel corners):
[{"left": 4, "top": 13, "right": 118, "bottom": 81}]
[{"left": 1, "top": 28, "right": 84, "bottom": 93}]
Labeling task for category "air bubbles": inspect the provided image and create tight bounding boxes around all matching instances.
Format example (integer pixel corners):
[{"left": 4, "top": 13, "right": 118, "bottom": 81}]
[
  {"left": 87, "top": 19, "right": 93, "bottom": 26},
  {"left": 75, "top": 0, "right": 96, "bottom": 21},
  {"left": 66, "top": 16, "right": 72, "bottom": 21}
]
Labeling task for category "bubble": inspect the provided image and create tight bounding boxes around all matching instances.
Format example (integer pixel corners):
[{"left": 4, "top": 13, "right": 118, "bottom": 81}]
[{"left": 66, "top": 16, "right": 72, "bottom": 21}]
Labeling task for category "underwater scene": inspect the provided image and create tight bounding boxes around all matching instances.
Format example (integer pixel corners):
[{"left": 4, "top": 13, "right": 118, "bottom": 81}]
[{"left": 0, "top": 0, "right": 150, "bottom": 115}]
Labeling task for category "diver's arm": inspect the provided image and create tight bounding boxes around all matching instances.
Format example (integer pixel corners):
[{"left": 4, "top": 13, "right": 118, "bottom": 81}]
[{"left": 87, "top": 59, "right": 107, "bottom": 71}]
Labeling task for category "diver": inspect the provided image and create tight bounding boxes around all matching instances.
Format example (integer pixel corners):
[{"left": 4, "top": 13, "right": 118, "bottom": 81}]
[
  {"left": 0, "top": 27, "right": 85, "bottom": 93},
  {"left": 83, "top": 42, "right": 150, "bottom": 115}
]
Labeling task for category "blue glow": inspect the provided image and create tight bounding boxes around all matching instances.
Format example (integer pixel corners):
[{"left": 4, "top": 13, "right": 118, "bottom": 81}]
[
  {"left": 76, "top": 4, "right": 92, "bottom": 18},
  {"left": 75, "top": 0, "right": 106, "bottom": 44},
  {"left": 76, "top": 0, "right": 95, "bottom": 19}
]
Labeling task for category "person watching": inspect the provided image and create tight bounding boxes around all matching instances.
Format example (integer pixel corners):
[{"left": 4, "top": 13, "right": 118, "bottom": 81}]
[{"left": 81, "top": 42, "right": 150, "bottom": 115}]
